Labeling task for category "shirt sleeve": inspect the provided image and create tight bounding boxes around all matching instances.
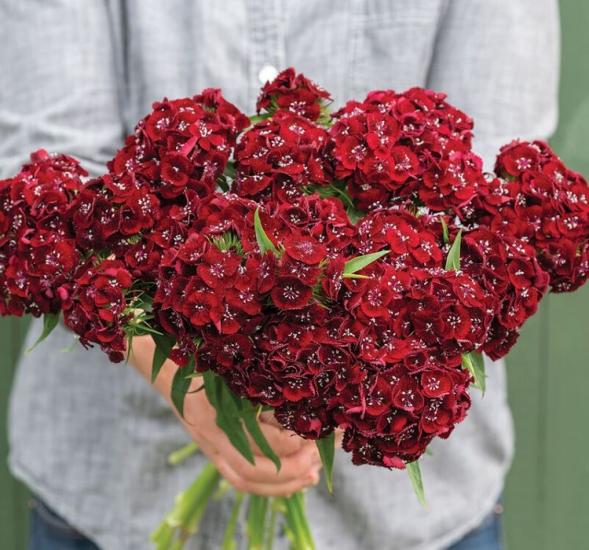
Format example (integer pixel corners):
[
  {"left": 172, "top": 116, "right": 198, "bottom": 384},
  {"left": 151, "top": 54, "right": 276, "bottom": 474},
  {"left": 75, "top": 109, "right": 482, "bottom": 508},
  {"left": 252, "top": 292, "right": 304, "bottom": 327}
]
[
  {"left": 0, "top": 0, "right": 125, "bottom": 177},
  {"left": 426, "top": 0, "right": 560, "bottom": 169}
]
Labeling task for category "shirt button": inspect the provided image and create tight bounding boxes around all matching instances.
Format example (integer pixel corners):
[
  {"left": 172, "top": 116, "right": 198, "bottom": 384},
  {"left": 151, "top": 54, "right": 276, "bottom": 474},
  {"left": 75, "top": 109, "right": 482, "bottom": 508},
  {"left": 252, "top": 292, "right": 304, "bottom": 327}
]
[{"left": 258, "top": 64, "right": 279, "bottom": 84}]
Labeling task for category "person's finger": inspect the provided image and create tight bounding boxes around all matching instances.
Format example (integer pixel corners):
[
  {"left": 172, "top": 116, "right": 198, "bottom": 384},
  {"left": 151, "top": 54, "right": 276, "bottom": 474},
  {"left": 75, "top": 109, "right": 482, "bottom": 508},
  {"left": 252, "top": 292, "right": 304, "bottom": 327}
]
[
  {"left": 215, "top": 435, "right": 321, "bottom": 485},
  {"left": 247, "top": 421, "right": 307, "bottom": 457},
  {"left": 187, "top": 405, "right": 308, "bottom": 463},
  {"left": 259, "top": 410, "right": 283, "bottom": 429},
  {"left": 190, "top": 434, "right": 220, "bottom": 462},
  {"left": 213, "top": 456, "right": 321, "bottom": 497},
  {"left": 181, "top": 383, "right": 322, "bottom": 486},
  {"left": 257, "top": 411, "right": 327, "bottom": 450},
  {"left": 182, "top": 388, "right": 217, "bottom": 427},
  {"left": 184, "top": 431, "right": 322, "bottom": 497},
  {"left": 185, "top": 394, "right": 316, "bottom": 462}
]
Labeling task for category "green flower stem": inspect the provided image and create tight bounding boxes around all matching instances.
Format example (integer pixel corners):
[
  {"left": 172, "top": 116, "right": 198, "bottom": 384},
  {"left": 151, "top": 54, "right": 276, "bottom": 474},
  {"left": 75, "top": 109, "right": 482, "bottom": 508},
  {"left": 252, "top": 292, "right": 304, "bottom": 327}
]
[
  {"left": 213, "top": 479, "right": 232, "bottom": 501},
  {"left": 293, "top": 492, "right": 314, "bottom": 549},
  {"left": 151, "top": 462, "right": 221, "bottom": 549},
  {"left": 150, "top": 522, "right": 175, "bottom": 550},
  {"left": 222, "top": 492, "right": 244, "bottom": 550},
  {"left": 247, "top": 494, "right": 269, "bottom": 549},
  {"left": 281, "top": 492, "right": 316, "bottom": 550},
  {"left": 265, "top": 499, "right": 279, "bottom": 550},
  {"left": 167, "top": 442, "right": 199, "bottom": 466},
  {"left": 152, "top": 465, "right": 316, "bottom": 550},
  {"left": 171, "top": 463, "right": 221, "bottom": 527}
]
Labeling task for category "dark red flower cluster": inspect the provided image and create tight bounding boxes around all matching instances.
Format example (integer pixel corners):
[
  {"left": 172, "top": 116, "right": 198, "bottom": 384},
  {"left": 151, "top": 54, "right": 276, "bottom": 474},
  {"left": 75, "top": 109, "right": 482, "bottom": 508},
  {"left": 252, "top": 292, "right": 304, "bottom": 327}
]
[
  {"left": 232, "top": 111, "right": 331, "bottom": 203},
  {"left": 2, "top": 69, "right": 588, "bottom": 473},
  {"left": 61, "top": 259, "right": 133, "bottom": 362},
  {"left": 210, "top": 246, "right": 489, "bottom": 466},
  {"left": 462, "top": 140, "right": 589, "bottom": 292},
  {"left": 72, "top": 174, "right": 161, "bottom": 254},
  {"left": 151, "top": 193, "right": 351, "bottom": 365},
  {"left": 110, "top": 90, "right": 249, "bottom": 198},
  {"left": 73, "top": 90, "right": 250, "bottom": 280},
  {"left": 335, "top": 359, "right": 471, "bottom": 468},
  {"left": 147, "top": 185, "right": 498, "bottom": 465},
  {"left": 0, "top": 150, "right": 86, "bottom": 316},
  {"left": 356, "top": 208, "right": 444, "bottom": 268},
  {"left": 256, "top": 67, "right": 332, "bottom": 121},
  {"left": 325, "top": 259, "right": 491, "bottom": 465},
  {"left": 459, "top": 228, "right": 549, "bottom": 359},
  {"left": 264, "top": 195, "right": 357, "bottom": 257},
  {"left": 330, "top": 88, "right": 480, "bottom": 212}
]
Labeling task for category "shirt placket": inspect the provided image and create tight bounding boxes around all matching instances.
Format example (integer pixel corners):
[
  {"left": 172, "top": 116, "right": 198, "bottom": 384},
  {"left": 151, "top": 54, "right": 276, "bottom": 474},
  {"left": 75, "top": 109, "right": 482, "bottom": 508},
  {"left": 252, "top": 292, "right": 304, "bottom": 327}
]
[{"left": 247, "top": 0, "right": 286, "bottom": 108}]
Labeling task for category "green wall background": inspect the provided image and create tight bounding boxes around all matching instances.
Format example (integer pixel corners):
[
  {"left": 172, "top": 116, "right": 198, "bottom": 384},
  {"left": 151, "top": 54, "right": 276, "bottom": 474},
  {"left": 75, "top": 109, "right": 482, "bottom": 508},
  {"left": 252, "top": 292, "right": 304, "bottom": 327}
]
[
  {"left": 503, "top": 2, "right": 589, "bottom": 549},
  {"left": 0, "top": 317, "right": 30, "bottom": 548},
  {"left": 1, "top": 2, "right": 588, "bottom": 548}
]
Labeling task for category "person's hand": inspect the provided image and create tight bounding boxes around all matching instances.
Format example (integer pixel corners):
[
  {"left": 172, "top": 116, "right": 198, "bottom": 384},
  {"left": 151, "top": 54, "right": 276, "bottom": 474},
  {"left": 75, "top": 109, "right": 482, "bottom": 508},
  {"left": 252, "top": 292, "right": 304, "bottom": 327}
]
[
  {"left": 181, "top": 384, "right": 322, "bottom": 496},
  {"left": 128, "top": 335, "right": 322, "bottom": 496}
]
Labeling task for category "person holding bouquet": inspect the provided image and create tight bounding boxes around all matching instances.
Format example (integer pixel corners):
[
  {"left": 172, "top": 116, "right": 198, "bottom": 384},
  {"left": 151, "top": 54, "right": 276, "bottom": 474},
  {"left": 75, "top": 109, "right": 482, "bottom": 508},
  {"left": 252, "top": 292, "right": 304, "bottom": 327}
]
[{"left": 0, "top": 0, "right": 559, "bottom": 549}]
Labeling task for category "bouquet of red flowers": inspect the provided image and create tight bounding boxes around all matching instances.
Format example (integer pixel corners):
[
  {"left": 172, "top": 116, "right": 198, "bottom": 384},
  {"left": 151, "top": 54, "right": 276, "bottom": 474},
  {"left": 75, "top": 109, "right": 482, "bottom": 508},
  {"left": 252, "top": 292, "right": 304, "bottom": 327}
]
[{"left": 1, "top": 68, "right": 587, "bottom": 549}]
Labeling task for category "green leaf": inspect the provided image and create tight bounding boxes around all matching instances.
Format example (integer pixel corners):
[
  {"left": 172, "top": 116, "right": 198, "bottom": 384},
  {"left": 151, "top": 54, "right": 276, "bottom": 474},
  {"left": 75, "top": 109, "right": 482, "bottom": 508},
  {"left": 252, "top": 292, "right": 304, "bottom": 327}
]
[
  {"left": 130, "top": 323, "right": 163, "bottom": 337},
  {"left": 216, "top": 174, "right": 229, "bottom": 192},
  {"left": 341, "top": 273, "right": 370, "bottom": 280},
  {"left": 249, "top": 113, "right": 272, "bottom": 125},
  {"left": 346, "top": 205, "right": 364, "bottom": 225},
  {"left": 211, "top": 230, "right": 243, "bottom": 255},
  {"left": 254, "top": 208, "right": 279, "bottom": 256},
  {"left": 343, "top": 249, "right": 389, "bottom": 276},
  {"left": 327, "top": 182, "right": 354, "bottom": 209},
  {"left": 444, "top": 229, "right": 463, "bottom": 271},
  {"left": 315, "top": 431, "right": 336, "bottom": 493},
  {"left": 171, "top": 357, "right": 194, "bottom": 418},
  {"left": 241, "top": 402, "right": 281, "bottom": 471},
  {"left": 406, "top": 460, "right": 427, "bottom": 508},
  {"left": 440, "top": 218, "right": 449, "bottom": 244},
  {"left": 27, "top": 312, "right": 59, "bottom": 352},
  {"left": 151, "top": 333, "right": 176, "bottom": 383},
  {"left": 125, "top": 333, "right": 134, "bottom": 364},
  {"left": 203, "top": 371, "right": 255, "bottom": 464},
  {"left": 224, "top": 160, "right": 237, "bottom": 179},
  {"left": 462, "top": 351, "right": 486, "bottom": 393}
]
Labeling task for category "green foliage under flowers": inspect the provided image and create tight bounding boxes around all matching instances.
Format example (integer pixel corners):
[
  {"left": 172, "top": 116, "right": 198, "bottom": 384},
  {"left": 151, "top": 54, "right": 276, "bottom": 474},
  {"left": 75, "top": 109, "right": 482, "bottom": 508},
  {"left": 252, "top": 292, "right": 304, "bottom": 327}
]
[
  {"left": 254, "top": 208, "right": 281, "bottom": 257},
  {"left": 315, "top": 431, "right": 336, "bottom": 493}
]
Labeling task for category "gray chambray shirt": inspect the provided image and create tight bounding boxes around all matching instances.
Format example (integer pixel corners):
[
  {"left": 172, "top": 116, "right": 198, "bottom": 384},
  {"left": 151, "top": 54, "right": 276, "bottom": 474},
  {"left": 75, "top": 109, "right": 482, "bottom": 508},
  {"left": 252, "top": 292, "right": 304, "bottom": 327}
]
[{"left": 1, "top": 1, "right": 559, "bottom": 549}]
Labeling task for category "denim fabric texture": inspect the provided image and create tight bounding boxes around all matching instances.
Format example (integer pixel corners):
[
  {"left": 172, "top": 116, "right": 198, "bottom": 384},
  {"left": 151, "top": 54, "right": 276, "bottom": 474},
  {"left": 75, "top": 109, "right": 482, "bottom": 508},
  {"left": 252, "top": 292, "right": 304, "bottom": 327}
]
[{"left": 28, "top": 497, "right": 504, "bottom": 550}]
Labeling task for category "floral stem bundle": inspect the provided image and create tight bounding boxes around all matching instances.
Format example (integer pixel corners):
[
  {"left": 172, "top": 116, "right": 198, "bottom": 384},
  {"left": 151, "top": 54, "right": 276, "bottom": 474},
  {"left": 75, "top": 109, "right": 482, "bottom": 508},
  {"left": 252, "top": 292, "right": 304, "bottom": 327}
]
[{"left": 1, "top": 68, "right": 588, "bottom": 548}]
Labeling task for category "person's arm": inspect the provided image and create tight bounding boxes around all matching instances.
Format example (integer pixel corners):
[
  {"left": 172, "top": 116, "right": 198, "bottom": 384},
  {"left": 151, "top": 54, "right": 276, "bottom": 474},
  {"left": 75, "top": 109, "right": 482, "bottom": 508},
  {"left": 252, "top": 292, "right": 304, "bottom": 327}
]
[
  {"left": 0, "top": 0, "right": 320, "bottom": 497},
  {"left": 130, "top": 337, "right": 321, "bottom": 496},
  {"left": 426, "top": 0, "right": 560, "bottom": 168},
  {"left": 0, "top": 0, "right": 125, "bottom": 176}
]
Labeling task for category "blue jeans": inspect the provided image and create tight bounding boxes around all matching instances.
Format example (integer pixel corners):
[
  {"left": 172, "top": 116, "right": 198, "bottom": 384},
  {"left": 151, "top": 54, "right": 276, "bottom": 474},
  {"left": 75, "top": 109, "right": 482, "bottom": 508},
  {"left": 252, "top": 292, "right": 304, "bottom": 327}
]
[
  {"left": 447, "top": 505, "right": 504, "bottom": 550},
  {"left": 29, "top": 498, "right": 99, "bottom": 550},
  {"left": 29, "top": 497, "right": 503, "bottom": 550}
]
